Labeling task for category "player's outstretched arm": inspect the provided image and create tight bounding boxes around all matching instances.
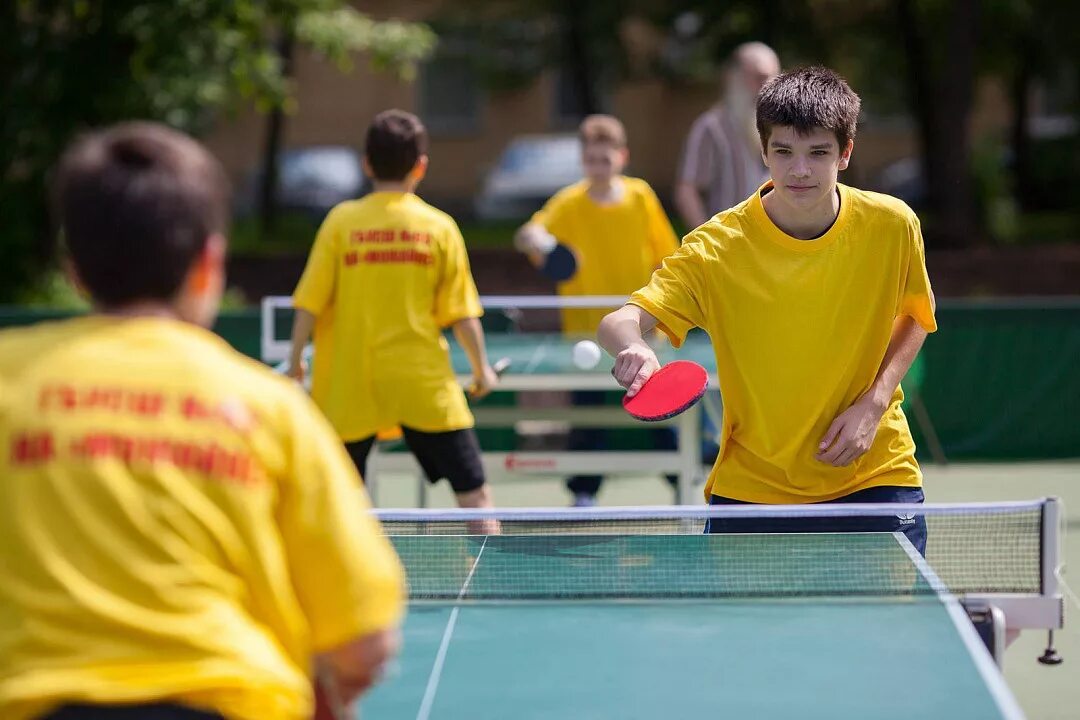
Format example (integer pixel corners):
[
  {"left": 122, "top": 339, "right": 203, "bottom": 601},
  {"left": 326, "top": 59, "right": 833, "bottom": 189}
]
[
  {"left": 452, "top": 317, "right": 498, "bottom": 398},
  {"left": 598, "top": 305, "right": 661, "bottom": 397},
  {"left": 816, "top": 316, "right": 929, "bottom": 467},
  {"left": 287, "top": 309, "right": 316, "bottom": 383}
]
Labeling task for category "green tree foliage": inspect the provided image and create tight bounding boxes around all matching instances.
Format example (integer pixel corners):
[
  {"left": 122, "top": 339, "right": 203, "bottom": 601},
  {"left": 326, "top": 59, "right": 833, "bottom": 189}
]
[{"left": 0, "top": 0, "right": 435, "bottom": 302}]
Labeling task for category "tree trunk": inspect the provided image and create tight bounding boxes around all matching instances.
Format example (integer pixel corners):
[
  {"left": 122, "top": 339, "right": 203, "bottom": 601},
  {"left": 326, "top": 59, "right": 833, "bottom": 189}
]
[
  {"left": 561, "top": 1, "right": 599, "bottom": 116},
  {"left": 896, "top": 0, "right": 936, "bottom": 209},
  {"left": 1010, "top": 34, "right": 1036, "bottom": 211},
  {"left": 258, "top": 32, "right": 295, "bottom": 241},
  {"left": 896, "top": 0, "right": 981, "bottom": 247},
  {"left": 935, "top": 0, "right": 980, "bottom": 247}
]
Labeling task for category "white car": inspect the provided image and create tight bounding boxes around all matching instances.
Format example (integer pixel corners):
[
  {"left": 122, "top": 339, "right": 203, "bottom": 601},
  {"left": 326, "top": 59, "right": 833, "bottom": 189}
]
[
  {"left": 475, "top": 134, "right": 583, "bottom": 220},
  {"left": 238, "top": 146, "right": 367, "bottom": 222}
]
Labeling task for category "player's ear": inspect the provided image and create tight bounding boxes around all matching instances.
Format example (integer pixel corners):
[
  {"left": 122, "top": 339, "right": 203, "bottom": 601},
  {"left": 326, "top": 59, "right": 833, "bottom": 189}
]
[
  {"left": 838, "top": 139, "right": 854, "bottom": 171},
  {"left": 187, "top": 234, "right": 227, "bottom": 294},
  {"left": 361, "top": 156, "right": 375, "bottom": 179},
  {"left": 410, "top": 155, "right": 429, "bottom": 183}
]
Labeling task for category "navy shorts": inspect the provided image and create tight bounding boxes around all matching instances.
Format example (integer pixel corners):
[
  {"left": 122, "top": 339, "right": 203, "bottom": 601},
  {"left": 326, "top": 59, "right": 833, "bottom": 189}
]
[{"left": 704, "top": 486, "right": 927, "bottom": 555}]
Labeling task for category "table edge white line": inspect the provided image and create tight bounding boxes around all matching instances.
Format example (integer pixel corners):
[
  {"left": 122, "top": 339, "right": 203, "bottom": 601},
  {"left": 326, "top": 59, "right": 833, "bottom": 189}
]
[{"left": 893, "top": 533, "right": 1026, "bottom": 720}]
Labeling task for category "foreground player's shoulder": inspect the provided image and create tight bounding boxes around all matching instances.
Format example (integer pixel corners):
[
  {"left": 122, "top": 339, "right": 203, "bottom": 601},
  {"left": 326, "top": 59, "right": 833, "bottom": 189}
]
[
  {"left": 686, "top": 197, "right": 756, "bottom": 256},
  {"left": 0, "top": 318, "right": 89, "bottom": 377},
  {"left": 181, "top": 329, "right": 324, "bottom": 433},
  {"left": 844, "top": 184, "right": 920, "bottom": 232}
]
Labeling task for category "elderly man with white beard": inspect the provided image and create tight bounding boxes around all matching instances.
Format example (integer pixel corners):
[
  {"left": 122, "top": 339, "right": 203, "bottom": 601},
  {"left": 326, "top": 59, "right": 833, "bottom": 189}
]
[{"left": 673, "top": 42, "right": 781, "bottom": 228}]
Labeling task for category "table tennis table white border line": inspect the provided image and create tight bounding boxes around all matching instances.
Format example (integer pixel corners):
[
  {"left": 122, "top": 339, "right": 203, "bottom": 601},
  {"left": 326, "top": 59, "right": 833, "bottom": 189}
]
[
  {"left": 893, "top": 532, "right": 1025, "bottom": 720},
  {"left": 415, "top": 536, "right": 489, "bottom": 720}
]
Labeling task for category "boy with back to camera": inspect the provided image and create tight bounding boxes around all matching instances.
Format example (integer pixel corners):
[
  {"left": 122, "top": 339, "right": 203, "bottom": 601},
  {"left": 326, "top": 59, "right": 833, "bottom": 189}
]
[
  {"left": 288, "top": 110, "right": 500, "bottom": 531},
  {"left": 0, "top": 122, "right": 404, "bottom": 720}
]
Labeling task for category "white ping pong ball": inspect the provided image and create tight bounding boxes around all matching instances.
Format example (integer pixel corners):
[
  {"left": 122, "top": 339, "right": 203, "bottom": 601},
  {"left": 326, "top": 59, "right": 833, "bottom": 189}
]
[{"left": 572, "top": 340, "right": 603, "bottom": 370}]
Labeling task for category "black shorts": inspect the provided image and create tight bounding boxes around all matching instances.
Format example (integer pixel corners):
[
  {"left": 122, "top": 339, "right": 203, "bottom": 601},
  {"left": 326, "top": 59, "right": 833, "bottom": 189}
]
[
  {"left": 345, "top": 427, "right": 486, "bottom": 494},
  {"left": 40, "top": 704, "right": 222, "bottom": 720}
]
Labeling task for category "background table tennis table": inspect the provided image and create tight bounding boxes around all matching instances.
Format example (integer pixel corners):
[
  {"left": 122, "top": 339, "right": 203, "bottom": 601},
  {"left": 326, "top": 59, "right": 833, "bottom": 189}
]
[
  {"left": 362, "top": 530, "right": 1024, "bottom": 720},
  {"left": 263, "top": 295, "right": 720, "bottom": 504}
]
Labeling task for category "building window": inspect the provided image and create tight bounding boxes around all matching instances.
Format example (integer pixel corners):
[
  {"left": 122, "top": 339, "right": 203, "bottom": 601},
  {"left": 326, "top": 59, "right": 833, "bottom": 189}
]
[
  {"left": 418, "top": 40, "right": 483, "bottom": 135},
  {"left": 552, "top": 60, "right": 612, "bottom": 128}
]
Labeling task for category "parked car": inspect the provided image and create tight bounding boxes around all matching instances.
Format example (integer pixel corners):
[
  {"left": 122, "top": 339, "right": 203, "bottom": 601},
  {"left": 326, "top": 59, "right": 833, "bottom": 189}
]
[
  {"left": 475, "top": 134, "right": 583, "bottom": 220},
  {"left": 238, "top": 146, "right": 367, "bottom": 222}
]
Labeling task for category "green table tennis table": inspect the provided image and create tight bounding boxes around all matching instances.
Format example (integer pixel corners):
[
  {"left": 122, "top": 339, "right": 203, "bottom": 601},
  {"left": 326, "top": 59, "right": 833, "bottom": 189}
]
[{"left": 362, "top": 528, "right": 1027, "bottom": 719}]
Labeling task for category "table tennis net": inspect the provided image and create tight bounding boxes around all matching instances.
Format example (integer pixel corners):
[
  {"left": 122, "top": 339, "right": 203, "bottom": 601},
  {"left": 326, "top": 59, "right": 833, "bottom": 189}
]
[{"left": 375, "top": 501, "right": 1056, "bottom": 601}]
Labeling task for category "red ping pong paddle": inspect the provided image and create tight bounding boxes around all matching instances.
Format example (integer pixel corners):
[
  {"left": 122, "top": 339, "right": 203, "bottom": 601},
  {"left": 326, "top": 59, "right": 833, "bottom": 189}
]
[
  {"left": 622, "top": 360, "right": 708, "bottom": 421},
  {"left": 540, "top": 243, "right": 578, "bottom": 282}
]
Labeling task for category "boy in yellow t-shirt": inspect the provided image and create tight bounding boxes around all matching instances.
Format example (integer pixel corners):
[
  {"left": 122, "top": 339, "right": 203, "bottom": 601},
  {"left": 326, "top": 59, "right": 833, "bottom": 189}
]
[
  {"left": 288, "top": 110, "right": 499, "bottom": 525},
  {"left": 514, "top": 115, "right": 680, "bottom": 506},
  {"left": 599, "top": 67, "right": 937, "bottom": 553},
  {"left": 0, "top": 123, "right": 404, "bottom": 720}
]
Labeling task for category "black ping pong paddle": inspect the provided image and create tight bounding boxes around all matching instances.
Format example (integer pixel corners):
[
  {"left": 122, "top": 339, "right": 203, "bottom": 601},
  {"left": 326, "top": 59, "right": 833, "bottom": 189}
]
[{"left": 540, "top": 243, "right": 578, "bottom": 282}]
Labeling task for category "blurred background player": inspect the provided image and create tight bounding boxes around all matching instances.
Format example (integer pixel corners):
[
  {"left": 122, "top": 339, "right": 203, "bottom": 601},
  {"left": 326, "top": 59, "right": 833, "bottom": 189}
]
[
  {"left": 514, "top": 114, "right": 680, "bottom": 506},
  {"left": 288, "top": 109, "right": 500, "bottom": 531},
  {"left": 673, "top": 41, "right": 781, "bottom": 229},
  {"left": 0, "top": 122, "right": 404, "bottom": 720}
]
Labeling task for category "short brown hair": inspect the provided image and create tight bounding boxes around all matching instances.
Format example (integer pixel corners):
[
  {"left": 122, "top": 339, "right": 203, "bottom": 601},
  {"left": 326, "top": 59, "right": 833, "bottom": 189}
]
[
  {"left": 756, "top": 66, "right": 861, "bottom": 150},
  {"left": 365, "top": 109, "right": 429, "bottom": 181},
  {"left": 579, "top": 115, "right": 627, "bottom": 148},
  {"left": 53, "top": 122, "right": 229, "bottom": 307}
]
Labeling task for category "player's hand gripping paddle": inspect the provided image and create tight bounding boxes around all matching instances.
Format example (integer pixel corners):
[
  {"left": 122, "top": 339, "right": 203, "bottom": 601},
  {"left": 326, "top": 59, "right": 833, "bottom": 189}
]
[
  {"left": 622, "top": 360, "right": 708, "bottom": 421},
  {"left": 467, "top": 356, "right": 513, "bottom": 396},
  {"left": 540, "top": 243, "right": 578, "bottom": 282}
]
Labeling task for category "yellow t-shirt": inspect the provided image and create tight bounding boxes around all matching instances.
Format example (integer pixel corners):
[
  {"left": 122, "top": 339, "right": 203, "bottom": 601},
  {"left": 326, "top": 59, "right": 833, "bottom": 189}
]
[
  {"left": 630, "top": 182, "right": 938, "bottom": 503},
  {"left": 293, "top": 192, "right": 484, "bottom": 441},
  {"left": 532, "top": 177, "right": 679, "bottom": 334},
  {"left": 0, "top": 316, "right": 405, "bottom": 720}
]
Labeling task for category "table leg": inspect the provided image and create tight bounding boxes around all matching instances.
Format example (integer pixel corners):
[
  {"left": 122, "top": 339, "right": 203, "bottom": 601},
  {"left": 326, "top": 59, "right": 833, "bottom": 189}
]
[{"left": 676, "top": 407, "right": 701, "bottom": 505}]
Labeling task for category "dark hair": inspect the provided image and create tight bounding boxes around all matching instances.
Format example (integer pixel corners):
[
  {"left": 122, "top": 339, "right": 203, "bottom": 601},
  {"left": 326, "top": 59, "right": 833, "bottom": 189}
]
[
  {"left": 365, "top": 109, "right": 429, "bottom": 181},
  {"left": 756, "top": 66, "right": 861, "bottom": 150},
  {"left": 53, "top": 122, "right": 229, "bottom": 307},
  {"left": 579, "top": 114, "right": 627, "bottom": 148}
]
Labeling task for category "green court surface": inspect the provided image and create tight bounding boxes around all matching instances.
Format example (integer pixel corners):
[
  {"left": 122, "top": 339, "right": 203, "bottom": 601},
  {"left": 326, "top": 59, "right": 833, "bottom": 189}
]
[{"left": 362, "top": 532, "right": 1020, "bottom": 719}]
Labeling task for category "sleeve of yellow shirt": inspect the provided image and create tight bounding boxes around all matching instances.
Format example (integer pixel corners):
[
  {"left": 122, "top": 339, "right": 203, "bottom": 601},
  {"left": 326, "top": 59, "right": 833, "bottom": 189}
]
[
  {"left": 640, "top": 182, "right": 681, "bottom": 265},
  {"left": 277, "top": 386, "right": 405, "bottom": 652},
  {"left": 293, "top": 206, "right": 343, "bottom": 316},
  {"left": 900, "top": 215, "right": 938, "bottom": 333},
  {"left": 628, "top": 235, "right": 709, "bottom": 347},
  {"left": 433, "top": 220, "right": 484, "bottom": 328}
]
